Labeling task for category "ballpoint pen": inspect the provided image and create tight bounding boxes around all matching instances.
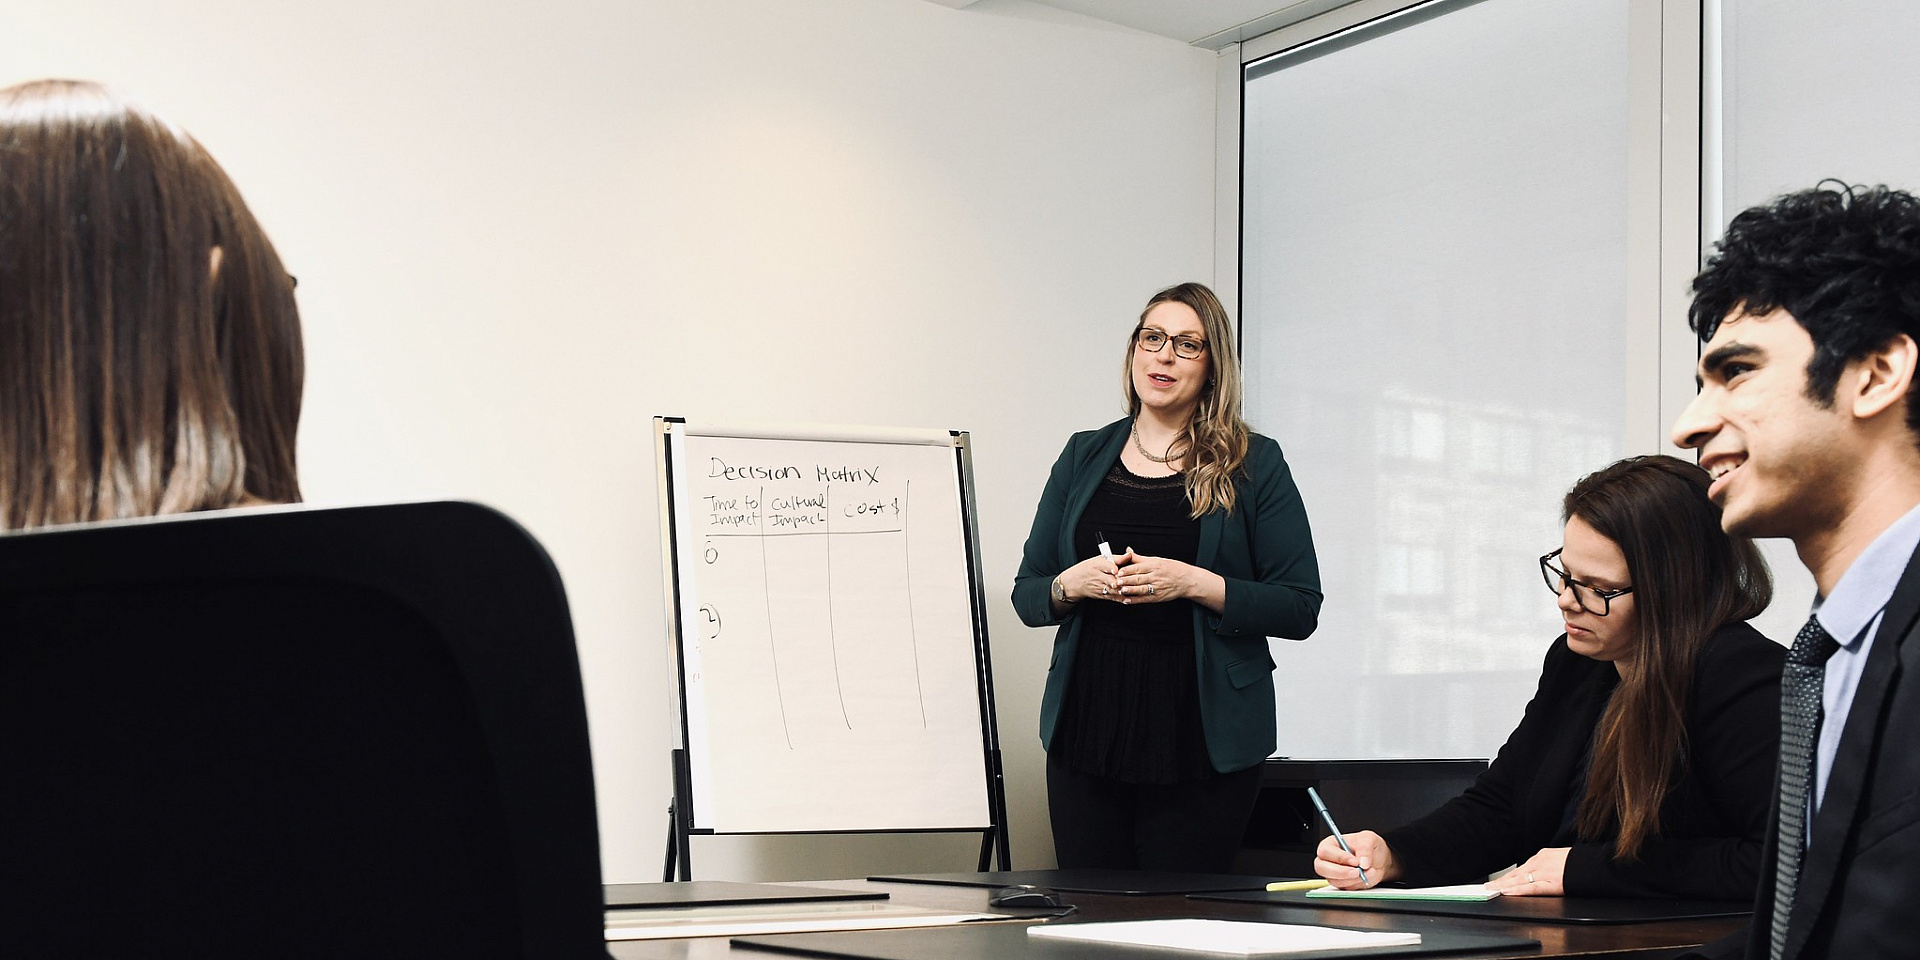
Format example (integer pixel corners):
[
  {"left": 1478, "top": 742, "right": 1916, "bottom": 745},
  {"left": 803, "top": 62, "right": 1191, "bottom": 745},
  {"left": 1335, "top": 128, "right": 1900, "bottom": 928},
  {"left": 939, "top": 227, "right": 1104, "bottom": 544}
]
[
  {"left": 1096, "top": 531, "right": 1117, "bottom": 597},
  {"left": 1307, "top": 786, "right": 1369, "bottom": 887}
]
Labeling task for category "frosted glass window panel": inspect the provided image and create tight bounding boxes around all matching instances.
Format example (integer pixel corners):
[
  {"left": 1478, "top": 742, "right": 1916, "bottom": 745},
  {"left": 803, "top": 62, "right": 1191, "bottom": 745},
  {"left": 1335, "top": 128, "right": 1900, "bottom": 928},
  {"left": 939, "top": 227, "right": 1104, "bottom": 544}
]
[
  {"left": 1241, "top": 0, "right": 1630, "bottom": 759},
  {"left": 1717, "top": 0, "right": 1920, "bottom": 650},
  {"left": 1722, "top": 0, "right": 1920, "bottom": 213}
]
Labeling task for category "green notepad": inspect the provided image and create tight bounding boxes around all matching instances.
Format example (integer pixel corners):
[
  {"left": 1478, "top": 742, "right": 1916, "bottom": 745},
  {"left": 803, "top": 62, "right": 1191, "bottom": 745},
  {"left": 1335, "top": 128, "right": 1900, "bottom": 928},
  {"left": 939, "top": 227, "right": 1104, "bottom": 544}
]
[{"left": 1307, "top": 884, "right": 1501, "bottom": 902}]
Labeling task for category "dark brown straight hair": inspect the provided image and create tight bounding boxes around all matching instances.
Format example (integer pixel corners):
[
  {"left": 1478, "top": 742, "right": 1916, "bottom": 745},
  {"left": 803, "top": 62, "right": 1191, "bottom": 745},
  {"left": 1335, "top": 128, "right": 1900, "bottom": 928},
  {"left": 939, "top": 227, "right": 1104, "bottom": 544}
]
[
  {"left": 1121, "top": 282, "right": 1250, "bottom": 517},
  {"left": 0, "top": 79, "right": 303, "bottom": 530},
  {"left": 1563, "top": 455, "right": 1772, "bottom": 859}
]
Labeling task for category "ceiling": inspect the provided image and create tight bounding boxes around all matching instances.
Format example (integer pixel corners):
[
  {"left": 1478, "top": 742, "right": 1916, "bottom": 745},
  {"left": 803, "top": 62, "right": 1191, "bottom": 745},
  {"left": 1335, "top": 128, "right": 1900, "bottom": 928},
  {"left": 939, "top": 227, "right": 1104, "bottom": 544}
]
[{"left": 929, "top": 0, "right": 1359, "bottom": 48}]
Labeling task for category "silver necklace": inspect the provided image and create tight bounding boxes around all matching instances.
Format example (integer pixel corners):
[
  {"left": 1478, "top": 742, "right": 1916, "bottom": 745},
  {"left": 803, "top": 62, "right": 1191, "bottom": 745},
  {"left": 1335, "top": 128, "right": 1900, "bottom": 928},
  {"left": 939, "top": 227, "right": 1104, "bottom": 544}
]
[{"left": 1131, "top": 419, "right": 1182, "bottom": 464}]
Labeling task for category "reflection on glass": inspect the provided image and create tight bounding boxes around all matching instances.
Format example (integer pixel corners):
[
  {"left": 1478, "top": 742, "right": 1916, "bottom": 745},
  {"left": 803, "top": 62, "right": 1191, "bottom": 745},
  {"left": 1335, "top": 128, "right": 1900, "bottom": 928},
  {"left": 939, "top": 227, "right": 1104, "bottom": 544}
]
[{"left": 1240, "top": 0, "right": 1629, "bottom": 759}]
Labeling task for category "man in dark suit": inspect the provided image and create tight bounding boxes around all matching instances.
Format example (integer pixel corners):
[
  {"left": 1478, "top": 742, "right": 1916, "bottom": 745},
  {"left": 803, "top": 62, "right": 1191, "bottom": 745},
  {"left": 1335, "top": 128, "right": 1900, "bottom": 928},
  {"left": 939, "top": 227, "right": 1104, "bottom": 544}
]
[{"left": 1671, "top": 183, "right": 1920, "bottom": 959}]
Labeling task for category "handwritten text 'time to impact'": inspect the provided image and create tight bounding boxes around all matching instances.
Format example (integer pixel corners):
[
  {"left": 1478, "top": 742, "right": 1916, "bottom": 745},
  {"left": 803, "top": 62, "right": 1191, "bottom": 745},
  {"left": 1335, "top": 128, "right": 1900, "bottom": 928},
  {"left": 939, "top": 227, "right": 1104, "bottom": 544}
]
[{"left": 703, "top": 457, "right": 899, "bottom": 531}]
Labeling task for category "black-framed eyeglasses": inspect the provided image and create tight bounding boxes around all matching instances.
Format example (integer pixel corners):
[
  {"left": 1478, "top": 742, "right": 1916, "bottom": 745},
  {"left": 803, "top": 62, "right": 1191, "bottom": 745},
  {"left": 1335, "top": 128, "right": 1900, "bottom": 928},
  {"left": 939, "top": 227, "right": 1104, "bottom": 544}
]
[
  {"left": 1540, "top": 549, "right": 1633, "bottom": 616},
  {"left": 1135, "top": 327, "right": 1207, "bottom": 360}
]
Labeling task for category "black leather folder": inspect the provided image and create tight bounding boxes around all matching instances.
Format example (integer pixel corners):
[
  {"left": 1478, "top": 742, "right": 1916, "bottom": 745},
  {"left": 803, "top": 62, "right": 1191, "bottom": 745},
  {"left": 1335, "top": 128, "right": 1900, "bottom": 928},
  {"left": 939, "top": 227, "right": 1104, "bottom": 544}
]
[
  {"left": 605, "top": 881, "right": 887, "bottom": 909},
  {"left": 1195, "top": 888, "right": 1752, "bottom": 924},
  {"left": 868, "top": 870, "right": 1286, "bottom": 895}
]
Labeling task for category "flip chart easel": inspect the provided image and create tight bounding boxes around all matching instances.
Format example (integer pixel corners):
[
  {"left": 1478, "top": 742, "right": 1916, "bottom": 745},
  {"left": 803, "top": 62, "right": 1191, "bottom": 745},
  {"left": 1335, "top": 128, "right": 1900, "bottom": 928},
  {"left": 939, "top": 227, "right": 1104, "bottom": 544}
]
[{"left": 654, "top": 418, "right": 1010, "bottom": 879}]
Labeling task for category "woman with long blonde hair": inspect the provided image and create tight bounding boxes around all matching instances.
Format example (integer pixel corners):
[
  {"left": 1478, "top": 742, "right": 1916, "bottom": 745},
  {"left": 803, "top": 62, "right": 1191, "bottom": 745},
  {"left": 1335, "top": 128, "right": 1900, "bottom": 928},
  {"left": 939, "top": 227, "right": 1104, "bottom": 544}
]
[{"left": 1013, "top": 281, "right": 1322, "bottom": 870}]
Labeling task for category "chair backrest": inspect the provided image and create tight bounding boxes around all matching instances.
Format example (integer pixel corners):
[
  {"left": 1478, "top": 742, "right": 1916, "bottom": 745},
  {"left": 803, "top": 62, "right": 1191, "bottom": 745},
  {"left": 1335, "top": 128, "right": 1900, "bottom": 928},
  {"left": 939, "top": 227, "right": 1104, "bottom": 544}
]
[{"left": 0, "top": 501, "right": 607, "bottom": 960}]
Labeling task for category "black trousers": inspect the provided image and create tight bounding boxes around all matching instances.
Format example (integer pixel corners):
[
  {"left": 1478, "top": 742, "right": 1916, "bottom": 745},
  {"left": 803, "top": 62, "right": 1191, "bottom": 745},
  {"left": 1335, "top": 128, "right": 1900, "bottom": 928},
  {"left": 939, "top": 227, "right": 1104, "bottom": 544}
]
[{"left": 1045, "top": 752, "right": 1264, "bottom": 872}]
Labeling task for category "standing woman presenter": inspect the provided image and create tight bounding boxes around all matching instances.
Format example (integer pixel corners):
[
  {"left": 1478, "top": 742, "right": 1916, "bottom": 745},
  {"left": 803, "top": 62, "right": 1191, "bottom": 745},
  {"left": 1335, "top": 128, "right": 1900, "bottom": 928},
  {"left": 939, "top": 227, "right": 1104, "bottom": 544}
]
[{"left": 1013, "top": 282, "right": 1322, "bottom": 871}]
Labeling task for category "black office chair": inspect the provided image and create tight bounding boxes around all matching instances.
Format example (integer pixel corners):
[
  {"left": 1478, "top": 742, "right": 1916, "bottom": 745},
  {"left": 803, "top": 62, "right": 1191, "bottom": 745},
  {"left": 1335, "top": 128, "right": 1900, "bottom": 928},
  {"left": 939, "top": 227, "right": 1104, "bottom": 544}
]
[{"left": 0, "top": 501, "right": 609, "bottom": 959}]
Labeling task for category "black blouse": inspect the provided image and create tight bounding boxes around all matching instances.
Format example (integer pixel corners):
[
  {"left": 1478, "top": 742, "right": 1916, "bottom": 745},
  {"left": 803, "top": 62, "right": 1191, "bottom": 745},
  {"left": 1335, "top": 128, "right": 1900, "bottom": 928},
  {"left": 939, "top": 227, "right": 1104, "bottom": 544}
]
[
  {"left": 1050, "top": 461, "right": 1210, "bottom": 784},
  {"left": 1381, "top": 622, "right": 1785, "bottom": 899}
]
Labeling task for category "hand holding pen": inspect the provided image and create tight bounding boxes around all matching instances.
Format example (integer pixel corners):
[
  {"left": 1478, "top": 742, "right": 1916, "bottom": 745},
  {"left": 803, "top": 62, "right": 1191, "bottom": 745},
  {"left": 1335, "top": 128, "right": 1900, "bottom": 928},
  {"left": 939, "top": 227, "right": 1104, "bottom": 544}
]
[
  {"left": 1308, "top": 787, "right": 1397, "bottom": 889},
  {"left": 1050, "top": 532, "right": 1123, "bottom": 606}
]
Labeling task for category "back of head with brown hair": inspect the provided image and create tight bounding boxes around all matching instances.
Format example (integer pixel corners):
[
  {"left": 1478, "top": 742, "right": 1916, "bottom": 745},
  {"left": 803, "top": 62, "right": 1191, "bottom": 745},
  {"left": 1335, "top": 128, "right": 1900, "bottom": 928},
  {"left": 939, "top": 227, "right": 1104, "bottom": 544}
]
[{"left": 0, "top": 79, "right": 303, "bottom": 530}]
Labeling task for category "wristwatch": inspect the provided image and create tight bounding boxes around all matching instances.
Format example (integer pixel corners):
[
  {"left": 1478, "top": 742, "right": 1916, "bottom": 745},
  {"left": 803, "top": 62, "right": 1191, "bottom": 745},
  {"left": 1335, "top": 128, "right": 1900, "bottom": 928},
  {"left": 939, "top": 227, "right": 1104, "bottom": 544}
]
[{"left": 1051, "top": 576, "right": 1073, "bottom": 605}]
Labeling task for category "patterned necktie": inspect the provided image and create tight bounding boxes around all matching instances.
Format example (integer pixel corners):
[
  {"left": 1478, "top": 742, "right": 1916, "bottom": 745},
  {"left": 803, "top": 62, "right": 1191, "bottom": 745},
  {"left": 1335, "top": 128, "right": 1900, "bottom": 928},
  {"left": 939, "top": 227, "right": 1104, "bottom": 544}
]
[{"left": 1771, "top": 615, "right": 1841, "bottom": 960}]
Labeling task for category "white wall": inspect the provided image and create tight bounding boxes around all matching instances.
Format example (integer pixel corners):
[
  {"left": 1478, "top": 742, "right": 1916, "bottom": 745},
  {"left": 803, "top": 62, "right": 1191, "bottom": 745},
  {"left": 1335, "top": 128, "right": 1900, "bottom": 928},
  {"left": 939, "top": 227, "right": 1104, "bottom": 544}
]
[{"left": 0, "top": 0, "right": 1217, "bottom": 880}]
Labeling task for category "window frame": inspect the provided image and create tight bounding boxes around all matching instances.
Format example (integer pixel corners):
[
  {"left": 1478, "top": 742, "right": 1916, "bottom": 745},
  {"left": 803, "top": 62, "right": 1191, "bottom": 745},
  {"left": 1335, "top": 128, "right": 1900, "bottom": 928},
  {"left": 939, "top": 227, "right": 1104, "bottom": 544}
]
[{"left": 1217, "top": 0, "right": 1704, "bottom": 457}]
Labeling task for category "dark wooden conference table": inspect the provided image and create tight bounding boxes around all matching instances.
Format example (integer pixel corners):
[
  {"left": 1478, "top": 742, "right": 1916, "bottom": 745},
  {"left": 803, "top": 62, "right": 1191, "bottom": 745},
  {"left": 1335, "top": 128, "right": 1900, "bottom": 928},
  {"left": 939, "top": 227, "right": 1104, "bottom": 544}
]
[{"left": 603, "top": 878, "right": 1743, "bottom": 959}]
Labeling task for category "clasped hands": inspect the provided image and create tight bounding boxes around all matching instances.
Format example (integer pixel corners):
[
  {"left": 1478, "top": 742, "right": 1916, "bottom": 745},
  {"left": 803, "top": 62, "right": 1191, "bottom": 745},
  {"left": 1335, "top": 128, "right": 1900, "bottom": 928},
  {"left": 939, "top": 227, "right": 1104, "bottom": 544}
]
[
  {"left": 1313, "top": 830, "right": 1568, "bottom": 897},
  {"left": 1057, "top": 548, "right": 1195, "bottom": 605}
]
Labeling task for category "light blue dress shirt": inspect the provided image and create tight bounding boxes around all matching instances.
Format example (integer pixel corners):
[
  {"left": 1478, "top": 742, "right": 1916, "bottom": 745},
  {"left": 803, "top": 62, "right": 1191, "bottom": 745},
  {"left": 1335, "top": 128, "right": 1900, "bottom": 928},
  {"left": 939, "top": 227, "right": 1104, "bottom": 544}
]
[{"left": 1808, "top": 501, "right": 1920, "bottom": 827}]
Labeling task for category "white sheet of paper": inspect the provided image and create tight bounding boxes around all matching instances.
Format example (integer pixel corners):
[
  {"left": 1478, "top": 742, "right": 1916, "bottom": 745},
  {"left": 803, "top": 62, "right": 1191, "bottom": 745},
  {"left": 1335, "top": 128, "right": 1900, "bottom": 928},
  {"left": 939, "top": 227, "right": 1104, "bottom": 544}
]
[
  {"left": 1028, "top": 919, "right": 1421, "bottom": 957},
  {"left": 603, "top": 900, "right": 1002, "bottom": 941}
]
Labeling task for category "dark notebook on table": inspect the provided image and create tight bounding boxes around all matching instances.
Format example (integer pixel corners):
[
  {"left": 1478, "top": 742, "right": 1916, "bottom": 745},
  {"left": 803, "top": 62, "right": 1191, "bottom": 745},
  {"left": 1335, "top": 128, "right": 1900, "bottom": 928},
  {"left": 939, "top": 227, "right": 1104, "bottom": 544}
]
[
  {"left": 605, "top": 881, "right": 887, "bottom": 909},
  {"left": 869, "top": 869, "right": 1283, "bottom": 895},
  {"left": 734, "top": 923, "right": 1539, "bottom": 960},
  {"left": 1196, "top": 888, "right": 1752, "bottom": 924}
]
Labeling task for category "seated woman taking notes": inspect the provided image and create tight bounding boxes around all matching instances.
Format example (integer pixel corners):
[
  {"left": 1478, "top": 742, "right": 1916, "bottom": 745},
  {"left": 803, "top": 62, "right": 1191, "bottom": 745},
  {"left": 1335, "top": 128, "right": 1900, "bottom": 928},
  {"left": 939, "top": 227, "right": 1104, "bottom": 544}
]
[{"left": 1314, "top": 456, "right": 1782, "bottom": 900}]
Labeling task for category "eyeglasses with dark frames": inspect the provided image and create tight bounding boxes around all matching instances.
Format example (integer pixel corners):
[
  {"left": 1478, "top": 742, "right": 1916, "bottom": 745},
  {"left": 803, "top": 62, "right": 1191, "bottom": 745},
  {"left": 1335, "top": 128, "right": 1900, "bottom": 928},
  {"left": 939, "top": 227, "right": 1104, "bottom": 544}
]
[
  {"left": 1135, "top": 327, "right": 1207, "bottom": 360},
  {"left": 1540, "top": 548, "right": 1633, "bottom": 617}
]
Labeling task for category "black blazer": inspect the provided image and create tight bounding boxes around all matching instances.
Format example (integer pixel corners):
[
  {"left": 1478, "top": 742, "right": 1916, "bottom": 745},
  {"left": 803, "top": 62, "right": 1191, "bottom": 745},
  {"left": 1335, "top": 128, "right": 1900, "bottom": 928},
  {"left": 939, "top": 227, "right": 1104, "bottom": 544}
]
[
  {"left": 1012, "top": 418, "right": 1322, "bottom": 772},
  {"left": 1713, "top": 541, "right": 1920, "bottom": 959},
  {"left": 1383, "top": 623, "right": 1783, "bottom": 900}
]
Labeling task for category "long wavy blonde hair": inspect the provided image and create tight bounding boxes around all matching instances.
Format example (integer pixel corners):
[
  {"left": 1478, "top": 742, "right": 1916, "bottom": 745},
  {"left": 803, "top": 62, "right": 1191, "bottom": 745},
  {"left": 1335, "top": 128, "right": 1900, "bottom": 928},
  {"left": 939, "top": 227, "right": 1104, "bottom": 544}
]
[{"left": 1121, "top": 282, "right": 1250, "bottom": 518}]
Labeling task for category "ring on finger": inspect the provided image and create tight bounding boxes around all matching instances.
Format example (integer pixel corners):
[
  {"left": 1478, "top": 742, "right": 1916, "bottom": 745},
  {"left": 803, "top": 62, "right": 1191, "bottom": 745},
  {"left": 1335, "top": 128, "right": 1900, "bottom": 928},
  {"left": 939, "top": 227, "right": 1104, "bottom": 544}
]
[
  {"left": 1147, "top": 583, "right": 1156, "bottom": 595},
  {"left": 1527, "top": 872, "right": 1535, "bottom": 883}
]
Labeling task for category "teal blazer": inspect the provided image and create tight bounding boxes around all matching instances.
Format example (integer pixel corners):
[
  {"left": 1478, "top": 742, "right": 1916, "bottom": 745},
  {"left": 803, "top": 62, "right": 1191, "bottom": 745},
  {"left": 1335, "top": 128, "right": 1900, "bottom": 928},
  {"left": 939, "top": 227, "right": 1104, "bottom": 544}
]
[{"left": 1012, "top": 418, "right": 1322, "bottom": 773}]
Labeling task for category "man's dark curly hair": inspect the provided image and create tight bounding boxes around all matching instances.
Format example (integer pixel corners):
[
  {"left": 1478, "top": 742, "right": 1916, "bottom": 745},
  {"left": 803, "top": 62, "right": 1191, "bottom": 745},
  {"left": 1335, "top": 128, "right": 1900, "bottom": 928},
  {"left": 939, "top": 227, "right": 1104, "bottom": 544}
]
[{"left": 1691, "top": 182, "right": 1920, "bottom": 437}]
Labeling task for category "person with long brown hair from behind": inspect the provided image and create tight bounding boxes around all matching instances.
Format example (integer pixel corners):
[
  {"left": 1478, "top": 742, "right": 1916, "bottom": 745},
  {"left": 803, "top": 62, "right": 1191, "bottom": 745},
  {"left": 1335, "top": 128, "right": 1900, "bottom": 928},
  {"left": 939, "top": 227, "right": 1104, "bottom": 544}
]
[
  {"left": 0, "top": 79, "right": 302, "bottom": 531},
  {"left": 1314, "top": 456, "right": 1782, "bottom": 899},
  {"left": 1013, "top": 281, "right": 1322, "bottom": 871}
]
